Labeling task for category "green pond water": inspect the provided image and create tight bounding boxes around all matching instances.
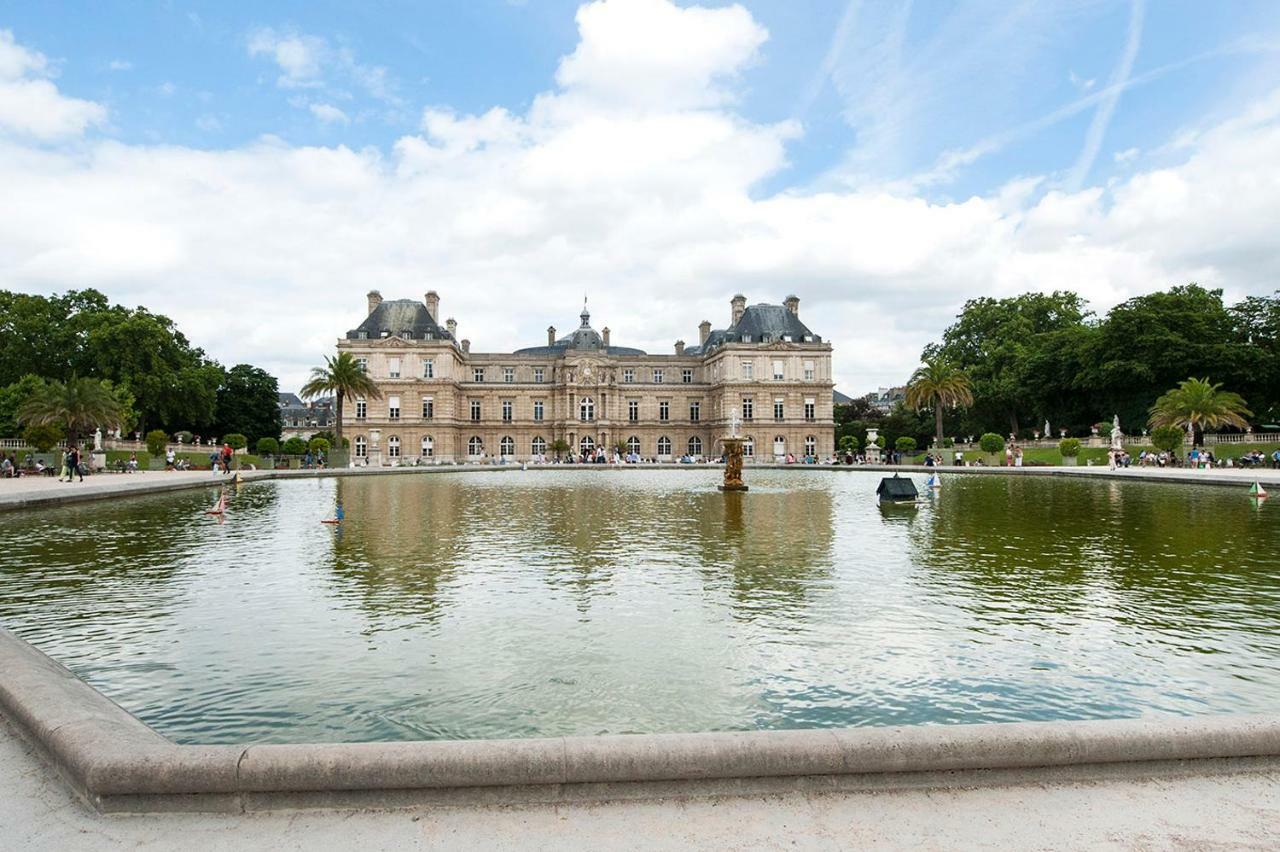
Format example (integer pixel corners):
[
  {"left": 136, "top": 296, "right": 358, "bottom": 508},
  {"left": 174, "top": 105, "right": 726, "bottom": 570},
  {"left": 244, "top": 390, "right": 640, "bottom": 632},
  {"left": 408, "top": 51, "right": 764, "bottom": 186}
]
[{"left": 1, "top": 469, "right": 1278, "bottom": 745}]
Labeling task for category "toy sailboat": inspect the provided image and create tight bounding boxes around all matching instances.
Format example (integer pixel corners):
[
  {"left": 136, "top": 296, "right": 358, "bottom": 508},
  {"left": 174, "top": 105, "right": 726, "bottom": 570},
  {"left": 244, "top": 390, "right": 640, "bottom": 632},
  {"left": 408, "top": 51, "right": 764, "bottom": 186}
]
[
  {"left": 927, "top": 472, "right": 942, "bottom": 490},
  {"left": 321, "top": 502, "right": 345, "bottom": 525},
  {"left": 1249, "top": 482, "right": 1268, "bottom": 499},
  {"left": 204, "top": 492, "right": 227, "bottom": 516}
]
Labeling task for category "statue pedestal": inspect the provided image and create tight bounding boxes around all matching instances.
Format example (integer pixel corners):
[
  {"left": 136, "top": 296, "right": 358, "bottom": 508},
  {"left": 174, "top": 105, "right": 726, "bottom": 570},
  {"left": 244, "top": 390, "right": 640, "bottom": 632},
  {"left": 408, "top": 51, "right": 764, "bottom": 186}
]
[{"left": 718, "top": 437, "right": 749, "bottom": 492}]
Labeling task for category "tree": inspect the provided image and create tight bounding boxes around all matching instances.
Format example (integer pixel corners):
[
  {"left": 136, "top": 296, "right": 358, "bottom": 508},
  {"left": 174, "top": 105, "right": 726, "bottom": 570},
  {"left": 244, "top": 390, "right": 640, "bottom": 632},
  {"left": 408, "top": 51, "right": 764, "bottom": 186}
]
[
  {"left": 215, "top": 364, "right": 281, "bottom": 444},
  {"left": 309, "top": 437, "right": 330, "bottom": 455},
  {"left": 17, "top": 377, "right": 125, "bottom": 444},
  {"left": 0, "top": 375, "right": 47, "bottom": 438},
  {"left": 1149, "top": 425, "right": 1184, "bottom": 455},
  {"left": 549, "top": 438, "right": 570, "bottom": 460},
  {"left": 145, "top": 429, "right": 168, "bottom": 457},
  {"left": 1147, "top": 377, "right": 1252, "bottom": 445},
  {"left": 300, "top": 352, "right": 381, "bottom": 444},
  {"left": 283, "top": 436, "right": 307, "bottom": 455},
  {"left": 895, "top": 436, "right": 917, "bottom": 452},
  {"left": 904, "top": 359, "right": 975, "bottom": 450},
  {"left": 22, "top": 422, "right": 63, "bottom": 452},
  {"left": 838, "top": 435, "right": 859, "bottom": 454},
  {"left": 255, "top": 437, "right": 280, "bottom": 456},
  {"left": 223, "top": 433, "right": 248, "bottom": 450},
  {"left": 979, "top": 433, "right": 1005, "bottom": 455}
]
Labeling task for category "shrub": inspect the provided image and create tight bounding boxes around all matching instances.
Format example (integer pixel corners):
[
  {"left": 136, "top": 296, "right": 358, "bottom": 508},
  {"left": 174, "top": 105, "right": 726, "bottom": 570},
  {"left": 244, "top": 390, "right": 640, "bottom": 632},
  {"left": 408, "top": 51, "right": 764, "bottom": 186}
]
[
  {"left": 145, "top": 429, "right": 168, "bottom": 456},
  {"left": 895, "top": 436, "right": 917, "bottom": 452},
  {"left": 942, "top": 437, "right": 954, "bottom": 448},
  {"left": 283, "top": 436, "right": 307, "bottom": 455},
  {"left": 174, "top": 430, "right": 194, "bottom": 444},
  {"left": 1150, "top": 425, "right": 1184, "bottom": 454},
  {"left": 838, "top": 435, "right": 859, "bottom": 453},
  {"left": 255, "top": 437, "right": 280, "bottom": 456},
  {"left": 223, "top": 433, "right": 247, "bottom": 450},
  {"left": 1058, "top": 437, "right": 1082, "bottom": 457},
  {"left": 874, "top": 435, "right": 886, "bottom": 448},
  {"left": 309, "top": 437, "right": 330, "bottom": 455},
  {"left": 22, "top": 422, "right": 64, "bottom": 452},
  {"left": 979, "top": 432, "right": 1005, "bottom": 454}
]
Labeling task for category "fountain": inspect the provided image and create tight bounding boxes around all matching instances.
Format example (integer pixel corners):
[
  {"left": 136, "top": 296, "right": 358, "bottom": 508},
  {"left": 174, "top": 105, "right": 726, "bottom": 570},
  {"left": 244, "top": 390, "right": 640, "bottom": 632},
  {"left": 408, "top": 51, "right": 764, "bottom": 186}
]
[{"left": 719, "top": 410, "right": 749, "bottom": 492}]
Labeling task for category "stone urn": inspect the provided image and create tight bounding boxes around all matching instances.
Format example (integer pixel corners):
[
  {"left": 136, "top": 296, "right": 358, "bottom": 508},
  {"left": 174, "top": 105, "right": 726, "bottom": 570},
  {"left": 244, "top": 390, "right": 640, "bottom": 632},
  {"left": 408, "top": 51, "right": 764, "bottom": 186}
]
[{"left": 719, "top": 437, "right": 749, "bottom": 492}]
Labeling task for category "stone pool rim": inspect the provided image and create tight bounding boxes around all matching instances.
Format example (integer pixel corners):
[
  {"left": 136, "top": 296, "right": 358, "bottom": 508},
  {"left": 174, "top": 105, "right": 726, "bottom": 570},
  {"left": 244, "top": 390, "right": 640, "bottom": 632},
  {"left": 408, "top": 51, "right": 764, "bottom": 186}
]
[{"left": 3, "top": 629, "right": 1279, "bottom": 814}]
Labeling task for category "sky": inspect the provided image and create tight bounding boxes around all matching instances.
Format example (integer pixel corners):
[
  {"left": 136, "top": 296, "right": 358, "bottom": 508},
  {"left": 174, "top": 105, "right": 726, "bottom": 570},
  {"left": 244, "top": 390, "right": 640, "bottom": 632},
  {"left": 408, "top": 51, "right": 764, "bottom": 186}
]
[{"left": 2, "top": 0, "right": 1280, "bottom": 395}]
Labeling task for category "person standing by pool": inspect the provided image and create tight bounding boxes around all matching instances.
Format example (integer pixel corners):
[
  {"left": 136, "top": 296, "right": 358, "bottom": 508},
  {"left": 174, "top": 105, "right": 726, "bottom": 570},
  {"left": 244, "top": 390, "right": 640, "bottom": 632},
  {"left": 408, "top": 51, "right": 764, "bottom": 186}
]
[
  {"left": 67, "top": 445, "right": 82, "bottom": 483},
  {"left": 221, "top": 442, "right": 233, "bottom": 475}
]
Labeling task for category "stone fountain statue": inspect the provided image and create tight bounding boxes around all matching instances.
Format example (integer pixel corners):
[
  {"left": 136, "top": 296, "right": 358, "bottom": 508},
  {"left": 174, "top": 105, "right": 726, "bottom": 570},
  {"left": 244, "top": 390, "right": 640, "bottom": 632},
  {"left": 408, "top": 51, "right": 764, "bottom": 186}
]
[
  {"left": 1110, "top": 414, "right": 1123, "bottom": 450},
  {"left": 719, "top": 410, "right": 749, "bottom": 492}
]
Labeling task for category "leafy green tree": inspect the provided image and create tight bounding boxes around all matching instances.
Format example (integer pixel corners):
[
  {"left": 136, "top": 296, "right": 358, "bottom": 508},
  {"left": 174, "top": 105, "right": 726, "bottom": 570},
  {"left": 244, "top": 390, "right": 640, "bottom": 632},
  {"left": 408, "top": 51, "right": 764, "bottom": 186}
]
[
  {"left": 309, "top": 437, "right": 330, "bottom": 455},
  {"left": 979, "top": 433, "right": 1005, "bottom": 454},
  {"left": 145, "top": 429, "right": 168, "bottom": 456},
  {"left": 838, "top": 435, "right": 859, "bottom": 453},
  {"left": 255, "top": 437, "right": 279, "bottom": 456},
  {"left": 18, "top": 377, "right": 125, "bottom": 444},
  {"left": 895, "top": 436, "right": 917, "bottom": 452},
  {"left": 0, "top": 375, "right": 47, "bottom": 438},
  {"left": 1058, "top": 437, "right": 1081, "bottom": 458},
  {"left": 308, "top": 429, "right": 348, "bottom": 449},
  {"left": 1148, "top": 377, "right": 1252, "bottom": 444},
  {"left": 550, "top": 438, "right": 570, "bottom": 459},
  {"left": 300, "top": 352, "right": 381, "bottom": 444},
  {"left": 1149, "top": 425, "right": 1185, "bottom": 455},
  {"left": 22, "top": 422, "right": 64, "bottom": 452},
  {"left": 904, "top": 359, "right": 975, "bottom": 449},
  {"left": 223, "top": 433, "right": 247, "bottom": 450},
  {"left": 283, "top": 436, "right": 307, "bottom": 455},
  {"left": 215, "top": 364, "right": 281, "bottom": 444}
]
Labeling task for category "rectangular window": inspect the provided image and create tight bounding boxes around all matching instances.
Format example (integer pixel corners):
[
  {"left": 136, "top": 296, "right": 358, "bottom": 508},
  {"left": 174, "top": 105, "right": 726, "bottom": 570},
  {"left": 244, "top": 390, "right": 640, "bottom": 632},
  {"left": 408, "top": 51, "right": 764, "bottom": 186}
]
[
  {"left": 689, "top": 401, "right": 700, "bottom": 422},
  {"left": 653, "top": 368, "right": 664, "bottom": 384},
  {"left": 741, "top": 361, "right": 753, "bottom": 380},
  {"left": 503, "top": 367, "right": 514, "bottom": 383},
  {"left": 422, "top": 397, "right": 434, "bottom": 419},
  {"left": 804, "top": 398, "right": 816, "bottom": 422},
  {"left": 659, "top": 401, "right": 669, "bottom": 421},
  {"left": 682, "top": 368, "right": 693, "bottom": 384},
  {"left": 357, "top": 331, "right": 368, "bottom": 340},
  {"left": 502, "top": 400, "right": 513, "bottom": 422},
  {"left": 533, "top": 367, "right": 544, "bottom": 383},
  {"left": 533, "top": 400, "right": 544, "bottom": 421},
  {"left": 628, "top": 400, "right": 639, "bottom": 422},
  {"left": 772, "top": 360, "right": 784, "bottom": 381},
  {"left": 742, "top": 398, "right": 754, "bottom": 421},
  {"left": 774, "top": 398, "right": 784, "bottom": 420},
  {"left": 804, "top": 360, "right": 815, "bottom": 381},
  {"left": 388, "top": 358, "right": 401, "bottom": 379},
  {"left": 470, "top": 400, "right": 481, "bottom": 422},
  {"left": 355, "top": 399, "right": 367, "bottom": 419},
  {"left": 388, "top": 395, "right": 400, "bottom": 420},
  {"left": 356, "top": 357, "right": 368, "bottom": 373},
  {"left": 423, "top": 359, "right": 435, "bottom": 379},
  {"left": 473, "top": 367, "right": 485, "bottom": 383},
  {"left": 623, "top": 368, "right": 635, "bottom": 383}
]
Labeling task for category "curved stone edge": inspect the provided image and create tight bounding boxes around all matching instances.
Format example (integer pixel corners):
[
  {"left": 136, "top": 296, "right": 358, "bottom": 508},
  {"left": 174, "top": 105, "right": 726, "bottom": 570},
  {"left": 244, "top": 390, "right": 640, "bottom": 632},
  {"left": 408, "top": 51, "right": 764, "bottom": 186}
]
[{"left": 5, "top": 630, "right": 1280, "bottom": 814}]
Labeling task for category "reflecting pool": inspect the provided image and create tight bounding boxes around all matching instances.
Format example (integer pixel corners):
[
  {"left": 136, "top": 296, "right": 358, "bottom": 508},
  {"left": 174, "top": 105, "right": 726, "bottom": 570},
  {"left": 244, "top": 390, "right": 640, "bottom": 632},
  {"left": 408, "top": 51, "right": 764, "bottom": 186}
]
[{"left": 1, "top": 469, "right": 1278, "bottom": 744}]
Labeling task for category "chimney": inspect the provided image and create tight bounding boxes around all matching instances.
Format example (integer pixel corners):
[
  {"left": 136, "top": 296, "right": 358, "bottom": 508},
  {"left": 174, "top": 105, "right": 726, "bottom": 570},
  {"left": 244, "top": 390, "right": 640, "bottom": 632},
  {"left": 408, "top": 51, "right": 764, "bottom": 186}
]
[
  {"left": 367, "top": 290, "right": 383, "bottom": 315},
  {"left": 548, "top": 326, "right": 556, "bottom": 346},
  {"left": 784, "top": 295, "right": 799, "bottom": 316},
  {"left": 446, "top": 317, "right": 457, "bottom": 339},
  {"left": 699, "top": 320, "right": 711, "bottom": 345},
  {"left": 602, "top": 327, "right": 610, "bottom": 347},
  {"left": 461, "top": 339, "right": 470, "bottom": 354},
  {"left": 731, "top": 294, "right": 746, "bottom": 327},
  {"left": 675, "top": 340, "right": 685, "bottom": 356},
  {"left": 425, "top": 290, "right": 439, "bottom": 323}
]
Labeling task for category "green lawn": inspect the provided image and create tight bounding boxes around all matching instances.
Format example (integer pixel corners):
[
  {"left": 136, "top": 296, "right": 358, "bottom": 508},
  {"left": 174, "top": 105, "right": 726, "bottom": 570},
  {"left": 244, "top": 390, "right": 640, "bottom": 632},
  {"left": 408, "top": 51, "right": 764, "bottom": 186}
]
[{"left": 909, "top": 443, "right": 1280, "bottom": 466}]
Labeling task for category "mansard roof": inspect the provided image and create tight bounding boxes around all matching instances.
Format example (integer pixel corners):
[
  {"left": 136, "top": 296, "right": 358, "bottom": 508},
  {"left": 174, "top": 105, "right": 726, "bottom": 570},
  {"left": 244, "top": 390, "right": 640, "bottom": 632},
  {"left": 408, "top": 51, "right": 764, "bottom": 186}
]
[
  {"left": 346, "top": 299, "right": 453, "bottom": 341},
  {"left": 513, "top": 302, "right": 647, "bottom": 356},
  {"left": 685, "top": 302, "right": 821, "bottom": 355}
]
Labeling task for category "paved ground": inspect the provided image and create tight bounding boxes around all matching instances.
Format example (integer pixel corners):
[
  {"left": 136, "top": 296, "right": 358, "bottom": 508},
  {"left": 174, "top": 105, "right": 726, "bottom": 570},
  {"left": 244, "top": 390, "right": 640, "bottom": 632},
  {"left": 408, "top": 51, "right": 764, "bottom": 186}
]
[
  {"left": 3, "top": 718, "right": 1279, "bottom": 851},
  {"left": 2, "top": 462, "right": 1277, "bottom": 512}
]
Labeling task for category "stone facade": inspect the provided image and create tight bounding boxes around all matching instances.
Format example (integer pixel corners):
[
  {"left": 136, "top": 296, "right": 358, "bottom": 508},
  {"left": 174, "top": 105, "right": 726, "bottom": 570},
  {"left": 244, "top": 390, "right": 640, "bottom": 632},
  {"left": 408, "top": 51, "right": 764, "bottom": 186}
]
[{"left": 337, "top": 291, "right": 834, "bottom": 464}]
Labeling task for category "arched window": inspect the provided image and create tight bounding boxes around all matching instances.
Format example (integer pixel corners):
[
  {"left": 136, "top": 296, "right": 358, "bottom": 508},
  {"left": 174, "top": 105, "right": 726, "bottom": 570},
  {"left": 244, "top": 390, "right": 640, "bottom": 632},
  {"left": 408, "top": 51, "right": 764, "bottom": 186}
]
[
  {"left": 774, "top": 435, "right": 786, "bottom": 457},
  {"left": 388, "top": 435, "right": 401, "bottom": 458},
  {"left": 687, "top": 436, "right": 702, "bottom": 457},
  {"left": 421, "top": 435, "right": 434, "bottom": 457},
  {"left": 626, "top": 436, "right": 641, "bottom": 455},
  {"left": 743, "top": 437, "right": 754, "bottom": 457},
  {"left": 580, "top": 435, "right": 595, "bottom": 456},
  {"left": 354, "top": 436, "right": 367, "bottom": 458},
  {"left": 531, "top": 436, "right": 546, "bottom": 456},
  {"left": 579, "top": 396, "right": 595, "bottom": 422},
  {"left": 468, "top": 436, "right": 483, "bottom": 457},
  {"left": 657, "top": 436, "right": 672, "bottom": 457},
  {"left": 500, "top": 436, "right": 515, "bottom": 457},
  {"left": 805, "top": 435, "right": 817, "bottom": 457}
]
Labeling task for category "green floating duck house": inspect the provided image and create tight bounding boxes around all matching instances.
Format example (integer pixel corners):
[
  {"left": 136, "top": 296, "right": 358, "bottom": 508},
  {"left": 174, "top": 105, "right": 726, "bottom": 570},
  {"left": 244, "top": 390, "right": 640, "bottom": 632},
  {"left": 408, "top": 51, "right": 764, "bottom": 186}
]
[{"left": 877, "top": 474, "right": 919, "bottom": 502}]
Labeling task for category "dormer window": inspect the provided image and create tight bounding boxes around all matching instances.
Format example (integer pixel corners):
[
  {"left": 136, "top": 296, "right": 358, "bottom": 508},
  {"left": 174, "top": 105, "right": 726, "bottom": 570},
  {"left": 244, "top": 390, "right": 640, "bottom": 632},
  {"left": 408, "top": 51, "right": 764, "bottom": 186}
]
[
  {"left": 357, "top": 331, "right": 368, "bottom": 339},
  {"left": 803, "top": 335, "right": 814, "bottom": 342},
  {"left": 402, "top": 330, "right": 413, "bottom": 339},
  {"left": 782, "top": 335, "right": 792, "bottom": 342},
  {"left": 380, "top": 331, "right": 389, "bottom": 338},
  {"left": 741, "top": 334, "right": 751, "bottom": 343}
]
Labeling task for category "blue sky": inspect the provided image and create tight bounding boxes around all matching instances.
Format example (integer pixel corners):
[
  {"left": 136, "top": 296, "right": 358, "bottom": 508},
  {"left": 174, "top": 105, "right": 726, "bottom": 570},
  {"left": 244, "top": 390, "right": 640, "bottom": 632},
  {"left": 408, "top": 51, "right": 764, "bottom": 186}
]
[{"left": 3, "top": 1, "right": 1280, "bottom": 392}]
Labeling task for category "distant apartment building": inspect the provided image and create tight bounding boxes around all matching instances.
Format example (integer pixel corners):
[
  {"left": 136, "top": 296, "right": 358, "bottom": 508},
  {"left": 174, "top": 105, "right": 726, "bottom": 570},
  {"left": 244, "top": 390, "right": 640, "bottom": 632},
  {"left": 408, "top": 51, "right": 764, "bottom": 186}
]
[{"left": 278, "top": 392, "right": 334, "bottom": 439}]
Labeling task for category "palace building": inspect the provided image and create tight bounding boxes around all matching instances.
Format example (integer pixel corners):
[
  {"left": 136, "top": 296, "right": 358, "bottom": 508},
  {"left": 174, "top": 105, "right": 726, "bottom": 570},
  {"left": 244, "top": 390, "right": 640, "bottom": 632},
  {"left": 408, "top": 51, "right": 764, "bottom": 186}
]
[{"left": 338, "top": 290, "right": 834, "bottom": 464}]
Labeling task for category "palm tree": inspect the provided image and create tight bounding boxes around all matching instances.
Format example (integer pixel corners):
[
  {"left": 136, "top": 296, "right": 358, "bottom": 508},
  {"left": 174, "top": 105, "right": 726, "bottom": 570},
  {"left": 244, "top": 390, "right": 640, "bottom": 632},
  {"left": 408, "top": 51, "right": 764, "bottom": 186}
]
[
  {"left": 1148, "top": 377, "right": 1252, "bottom": 446},
  {"left": 18, "top": 377, "right": 124, "bottom": 445},
  {"left": 300, "top": 352, "right": 382, "bottom": 444},
  {"left": 904, "top": 359, "right": 975, "bottom": 450}
]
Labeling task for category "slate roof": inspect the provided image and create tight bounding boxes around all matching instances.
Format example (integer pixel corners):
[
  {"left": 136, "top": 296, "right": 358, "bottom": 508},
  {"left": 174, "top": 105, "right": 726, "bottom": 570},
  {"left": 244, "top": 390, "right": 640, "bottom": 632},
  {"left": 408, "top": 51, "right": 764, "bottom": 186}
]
[
  {"left": 833, "top": 389, "right": 854, "bottom": 405},
  {"left": 685, "top": 303, "right": 822, "bottom": 355},
  {"left": 514, "top": 304, "right": 647, "bottom": 356},
  {"left": 278, "top": 392, "right": 303, "bottom": 407},
  {"left": 876, "top": 475, "right": 919, "bottom": 501},
  {"left": 346, "top": 299, "right": 453, "bottom": 341}
]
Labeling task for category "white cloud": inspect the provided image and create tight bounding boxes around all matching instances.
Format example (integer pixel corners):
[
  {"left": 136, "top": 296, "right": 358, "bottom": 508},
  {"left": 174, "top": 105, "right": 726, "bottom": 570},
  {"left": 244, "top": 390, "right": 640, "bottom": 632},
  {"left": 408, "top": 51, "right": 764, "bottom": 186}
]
[
  {"left": 247, "top": 27, "right": 326, "bottom": 87},
  {"left": 1, "top": 5, "right": 1279, "bottom": 397},
  {"left": 310, "top": 103, "right": 349, "bottom": 125},
  {"left": 0, "top": 30, "right": 106, "bottom": 140}
]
